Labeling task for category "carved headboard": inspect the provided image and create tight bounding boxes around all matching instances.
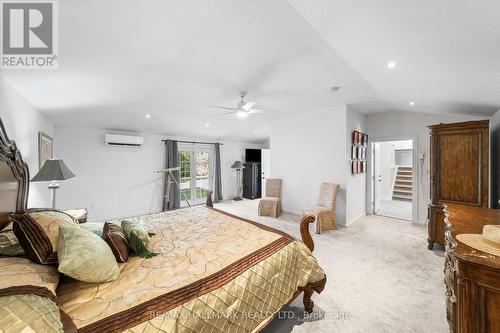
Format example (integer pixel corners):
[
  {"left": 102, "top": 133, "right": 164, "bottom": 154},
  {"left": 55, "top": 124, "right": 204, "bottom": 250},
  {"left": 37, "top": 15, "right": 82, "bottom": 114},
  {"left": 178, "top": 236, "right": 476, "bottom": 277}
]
[{"left": 0, "top": 118, "right": 29, "bottom": 230}]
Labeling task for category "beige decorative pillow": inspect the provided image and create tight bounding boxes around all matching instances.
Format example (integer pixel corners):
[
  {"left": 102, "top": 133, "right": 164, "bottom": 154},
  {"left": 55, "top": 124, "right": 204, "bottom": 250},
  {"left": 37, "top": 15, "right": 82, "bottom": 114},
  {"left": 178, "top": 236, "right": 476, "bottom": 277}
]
[
  {"left": 0, "top": 257, "right": 76, "bottom": 332},
  {"left": 11, "top": 210, "right": 77, "bottom": 264},
  {"left": 57, "top": 224, "right": 119, "bottom": 283}
]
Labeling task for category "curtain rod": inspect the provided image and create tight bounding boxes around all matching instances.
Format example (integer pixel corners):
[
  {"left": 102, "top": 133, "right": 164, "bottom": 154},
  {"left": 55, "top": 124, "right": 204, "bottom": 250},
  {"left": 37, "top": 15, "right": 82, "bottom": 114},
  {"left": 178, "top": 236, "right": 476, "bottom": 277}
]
[{"left": 162, "top": 140, "right": 223, "bottom": 146}]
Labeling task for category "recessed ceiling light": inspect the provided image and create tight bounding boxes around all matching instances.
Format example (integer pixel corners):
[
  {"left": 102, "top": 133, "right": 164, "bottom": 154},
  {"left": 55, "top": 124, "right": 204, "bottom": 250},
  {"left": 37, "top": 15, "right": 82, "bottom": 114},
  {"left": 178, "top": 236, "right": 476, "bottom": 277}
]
[
  {"left": 145, "top": 114, "right": 151, "bottom": 119},
  {"left": 253, "top": 130, "right": 258, "bottom": 134},
  {"left": 409, "top": 101, "right": 415, "bottom": 106},
  {"left": 386, "top": 61, "right": 397, "bottom": 69},
  {"left": 205, "top": 123, "right": 210, "bottom": 128}
]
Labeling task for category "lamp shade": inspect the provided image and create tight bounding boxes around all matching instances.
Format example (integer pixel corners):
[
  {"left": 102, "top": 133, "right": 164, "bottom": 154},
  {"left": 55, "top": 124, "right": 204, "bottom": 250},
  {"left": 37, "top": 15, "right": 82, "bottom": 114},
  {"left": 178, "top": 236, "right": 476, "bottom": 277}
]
[
  {"left": 230, "top": 161, "right": 245, "bottom": 169},
  {"left": 31, "top": 159, "right": 75, "bottom": 182}
]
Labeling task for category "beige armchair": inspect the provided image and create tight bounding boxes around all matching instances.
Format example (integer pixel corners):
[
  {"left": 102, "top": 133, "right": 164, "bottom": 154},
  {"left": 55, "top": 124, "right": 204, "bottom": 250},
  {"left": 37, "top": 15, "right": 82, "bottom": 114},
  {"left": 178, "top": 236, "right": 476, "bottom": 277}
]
[
  {"left": 304, "top": 182, "right": 340, "bottom": 233},
  {"left": 258, "top": 179, "right": 282, "bottom": 218}
]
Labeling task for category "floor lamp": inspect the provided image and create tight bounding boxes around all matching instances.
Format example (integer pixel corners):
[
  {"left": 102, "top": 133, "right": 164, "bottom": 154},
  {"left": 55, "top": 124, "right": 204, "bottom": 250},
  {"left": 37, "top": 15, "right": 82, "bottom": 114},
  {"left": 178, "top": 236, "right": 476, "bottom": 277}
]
[{"left": 231, "top": 161, "right": 244, "bottom": 201}]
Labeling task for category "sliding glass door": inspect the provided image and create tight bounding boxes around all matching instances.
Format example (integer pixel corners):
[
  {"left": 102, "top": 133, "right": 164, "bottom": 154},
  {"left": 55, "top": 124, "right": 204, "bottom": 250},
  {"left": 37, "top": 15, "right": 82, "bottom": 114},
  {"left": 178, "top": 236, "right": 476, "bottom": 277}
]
[{"left": 178, "top": 144, "right": 213, "bottom": 207}]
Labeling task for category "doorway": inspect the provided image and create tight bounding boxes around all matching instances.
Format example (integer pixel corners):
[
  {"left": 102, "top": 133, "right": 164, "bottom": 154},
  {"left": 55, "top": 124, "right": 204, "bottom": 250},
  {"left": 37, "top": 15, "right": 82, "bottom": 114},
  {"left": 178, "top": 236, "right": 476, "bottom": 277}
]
[
  {"left": 261, "top": 149, "right": 271, "bottom": 196},
  {"left": 178, "top": 144, "right": 214, "bottom": 207},
  {"left": 372, "top": 139, "right": 415, "bottom": 221}
]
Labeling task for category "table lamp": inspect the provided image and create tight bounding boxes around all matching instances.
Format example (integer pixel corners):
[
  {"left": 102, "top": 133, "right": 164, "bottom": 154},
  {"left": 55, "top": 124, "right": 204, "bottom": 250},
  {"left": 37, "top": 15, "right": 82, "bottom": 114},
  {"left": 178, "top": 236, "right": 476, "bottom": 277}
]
[{"left": 31, "top": 159, "right": 75, "bottom": 209}]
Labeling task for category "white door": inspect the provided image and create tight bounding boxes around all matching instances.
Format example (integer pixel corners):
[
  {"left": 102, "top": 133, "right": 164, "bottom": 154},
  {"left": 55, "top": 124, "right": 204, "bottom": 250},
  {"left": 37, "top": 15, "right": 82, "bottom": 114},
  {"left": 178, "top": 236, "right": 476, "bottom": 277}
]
[
  {"left": 373, "top": 143, "right": 381, "bottom": 212},
  {"left": 178, "top": 145, "right": 214, "bottom": 207},
  {"left": 261, "top": 149, "right": 271, "bottom": 196}
]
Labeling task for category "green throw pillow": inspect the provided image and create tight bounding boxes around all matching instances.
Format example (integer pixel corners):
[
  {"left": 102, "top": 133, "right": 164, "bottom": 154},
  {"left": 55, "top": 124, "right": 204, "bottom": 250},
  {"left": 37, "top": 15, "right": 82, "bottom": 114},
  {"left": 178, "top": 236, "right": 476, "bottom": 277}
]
[
  {"left": 121, "top": 220, "right": 158, "bottom": 258},
  {"left": 57, "top": 224, "right": 119, "bottom": 283}
]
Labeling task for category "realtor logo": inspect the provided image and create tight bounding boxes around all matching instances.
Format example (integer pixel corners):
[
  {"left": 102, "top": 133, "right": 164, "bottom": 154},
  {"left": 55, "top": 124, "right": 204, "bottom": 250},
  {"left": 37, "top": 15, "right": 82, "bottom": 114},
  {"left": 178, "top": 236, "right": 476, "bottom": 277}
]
[{"left": 1, "top": 0, "right": 58, "bottom": 69}]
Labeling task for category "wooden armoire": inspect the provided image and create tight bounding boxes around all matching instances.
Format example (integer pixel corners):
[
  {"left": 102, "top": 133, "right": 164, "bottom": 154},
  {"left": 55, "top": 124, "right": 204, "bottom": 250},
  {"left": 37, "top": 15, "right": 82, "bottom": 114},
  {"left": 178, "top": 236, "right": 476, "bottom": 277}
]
[{"left": 427, "top": 120, "right": 489, "bottom": 249}]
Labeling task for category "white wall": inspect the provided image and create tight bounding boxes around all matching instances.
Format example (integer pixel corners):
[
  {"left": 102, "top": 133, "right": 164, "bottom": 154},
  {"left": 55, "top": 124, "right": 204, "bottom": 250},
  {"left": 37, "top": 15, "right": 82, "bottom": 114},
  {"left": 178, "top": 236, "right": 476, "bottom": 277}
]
[
  {"left": 260, "top": 138, "right": 271, "bottom": 149},
  {"left": 270, "top": 106, "right": 347, "bottom": 225},
  {"left": 55, "top": 126, "right": 261, "bottom": 221},
  {"left": 0, "top": 79, "right": 54, "bottom": 208},
  {"left": 491, "top": 110, "right": 500, "bottom": 208},
  {"left": 346, "top": 107, "right": 366, "bottom": 224},
  {"left": 366, "top": 111, "right": 485, "bottom": 224}
]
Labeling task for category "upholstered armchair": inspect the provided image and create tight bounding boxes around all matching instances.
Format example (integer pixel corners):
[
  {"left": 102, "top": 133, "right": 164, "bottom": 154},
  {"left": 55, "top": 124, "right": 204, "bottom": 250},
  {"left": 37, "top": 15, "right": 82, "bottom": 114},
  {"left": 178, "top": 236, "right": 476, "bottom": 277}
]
[
  {"left": 258, "top": 179, "right": 282, "bottom": 218},
  {"left": 304, "top": 182, "right": 340, "bottom": 233}
]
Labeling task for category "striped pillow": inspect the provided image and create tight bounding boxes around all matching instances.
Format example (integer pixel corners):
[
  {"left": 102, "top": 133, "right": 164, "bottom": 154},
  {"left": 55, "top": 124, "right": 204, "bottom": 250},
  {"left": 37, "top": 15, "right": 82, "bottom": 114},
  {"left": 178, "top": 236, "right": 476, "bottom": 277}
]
[
  {"left": 102, "top": 222, "right": 129, "bottom": 263},
  {"left": 10, "top": 210, "right": 77, "bottom": 264}
]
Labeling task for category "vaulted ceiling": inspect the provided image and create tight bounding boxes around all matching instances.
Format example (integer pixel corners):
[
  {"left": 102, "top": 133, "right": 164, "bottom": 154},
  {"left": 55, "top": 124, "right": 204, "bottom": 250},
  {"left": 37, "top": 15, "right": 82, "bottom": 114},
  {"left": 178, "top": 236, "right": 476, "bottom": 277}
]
[{"left": 2, "top": 0, "right": 499, "bottom": 141}]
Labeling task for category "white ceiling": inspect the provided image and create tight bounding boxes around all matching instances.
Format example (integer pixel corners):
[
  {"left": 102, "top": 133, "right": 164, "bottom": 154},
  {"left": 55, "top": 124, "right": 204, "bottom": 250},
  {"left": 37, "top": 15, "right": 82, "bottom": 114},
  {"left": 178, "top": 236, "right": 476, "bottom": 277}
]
[{"left": 2, "top": 0, "right": 500, "bottom": 142}]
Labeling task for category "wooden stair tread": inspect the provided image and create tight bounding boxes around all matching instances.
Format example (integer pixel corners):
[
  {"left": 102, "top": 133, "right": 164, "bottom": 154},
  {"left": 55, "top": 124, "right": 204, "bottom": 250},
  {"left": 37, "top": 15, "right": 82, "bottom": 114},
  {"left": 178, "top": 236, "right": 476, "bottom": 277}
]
[
  {"left": 394, "top": 190, "right": 412, "bottom": 195},
  {"left": 392, "top": 195, "right": 412, "bottom": 201}
]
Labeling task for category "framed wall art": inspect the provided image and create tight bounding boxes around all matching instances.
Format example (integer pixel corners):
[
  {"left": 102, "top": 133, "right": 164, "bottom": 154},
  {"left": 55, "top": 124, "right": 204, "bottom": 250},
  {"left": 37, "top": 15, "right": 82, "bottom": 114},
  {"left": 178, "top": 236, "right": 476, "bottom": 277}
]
[
  {"left": 351, "top": 130, "right": 368, "bottom": 175},
  {"left": 38, "top": 132, "right": 54, "bottom": 169}
]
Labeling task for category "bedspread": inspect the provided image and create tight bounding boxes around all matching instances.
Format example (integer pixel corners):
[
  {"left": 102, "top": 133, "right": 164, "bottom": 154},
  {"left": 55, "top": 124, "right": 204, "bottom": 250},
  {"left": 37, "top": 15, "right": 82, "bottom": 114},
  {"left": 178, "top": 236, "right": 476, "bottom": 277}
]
[{"left": 57, "top": 206, "right": 326, "bottom": 333}]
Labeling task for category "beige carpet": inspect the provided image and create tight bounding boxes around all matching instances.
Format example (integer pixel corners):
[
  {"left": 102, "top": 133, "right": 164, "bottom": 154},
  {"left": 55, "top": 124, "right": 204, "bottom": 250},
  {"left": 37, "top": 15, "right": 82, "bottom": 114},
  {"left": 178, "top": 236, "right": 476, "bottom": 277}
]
[{"left": 214, "top": 199, "right": 447, "bottom": 333}]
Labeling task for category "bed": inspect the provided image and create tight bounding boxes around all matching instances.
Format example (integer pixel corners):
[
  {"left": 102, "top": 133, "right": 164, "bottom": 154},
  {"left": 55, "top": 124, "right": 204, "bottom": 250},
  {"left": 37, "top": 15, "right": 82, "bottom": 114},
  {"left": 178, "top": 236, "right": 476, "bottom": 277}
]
[{"left": 0, "top": 118, "right": 326, "bottom": 332}]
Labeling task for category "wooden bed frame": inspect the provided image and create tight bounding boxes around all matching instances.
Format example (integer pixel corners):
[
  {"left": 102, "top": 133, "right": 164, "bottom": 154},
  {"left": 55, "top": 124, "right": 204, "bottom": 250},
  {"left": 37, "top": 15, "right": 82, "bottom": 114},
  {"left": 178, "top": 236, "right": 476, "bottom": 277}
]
[
  {"left": 0, "top": 118, "right": 29, "bottom": 230},
  {"left": 0, "top": 117, "right": 321, "bottom": 320}
]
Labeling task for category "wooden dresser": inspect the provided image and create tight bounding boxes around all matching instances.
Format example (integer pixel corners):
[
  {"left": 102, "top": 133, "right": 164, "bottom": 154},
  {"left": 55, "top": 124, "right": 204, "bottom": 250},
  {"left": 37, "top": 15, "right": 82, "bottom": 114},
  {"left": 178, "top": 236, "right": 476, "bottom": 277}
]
[
  {"left": 444, "top": 204, "right": 500, "bottom": 333},
  {"left": 428, "top": 120, "right": 489, "bottom": 249}
]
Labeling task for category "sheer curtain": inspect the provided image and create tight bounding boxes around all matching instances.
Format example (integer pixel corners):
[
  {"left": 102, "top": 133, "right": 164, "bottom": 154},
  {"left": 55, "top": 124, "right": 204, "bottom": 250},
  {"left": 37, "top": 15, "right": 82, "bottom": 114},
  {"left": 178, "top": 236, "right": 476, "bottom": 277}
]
[{"left": 162, "top": 140, "right": 180, "bottom": 211}]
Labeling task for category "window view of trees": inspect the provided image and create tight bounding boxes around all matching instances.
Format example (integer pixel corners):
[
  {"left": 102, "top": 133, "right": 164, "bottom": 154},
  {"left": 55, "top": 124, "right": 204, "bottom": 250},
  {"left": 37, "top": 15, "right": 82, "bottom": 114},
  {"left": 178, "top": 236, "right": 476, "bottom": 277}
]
[{"left": 177, "top": 150, "right": 210, "bottom": 202}]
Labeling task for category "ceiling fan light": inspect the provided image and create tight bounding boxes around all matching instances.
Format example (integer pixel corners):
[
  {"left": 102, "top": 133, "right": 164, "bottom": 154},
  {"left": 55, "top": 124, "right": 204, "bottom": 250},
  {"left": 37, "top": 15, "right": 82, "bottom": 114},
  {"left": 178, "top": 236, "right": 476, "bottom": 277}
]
[{"left": 237, "top": 111, "right": 248, "bottom": 118}]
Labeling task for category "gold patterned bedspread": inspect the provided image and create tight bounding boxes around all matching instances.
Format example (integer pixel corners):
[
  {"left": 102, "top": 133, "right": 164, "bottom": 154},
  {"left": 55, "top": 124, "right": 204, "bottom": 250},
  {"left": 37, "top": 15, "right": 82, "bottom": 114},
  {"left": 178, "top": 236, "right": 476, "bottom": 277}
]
[
  {"left": 0, "top": 258, "right": 64, "bottom": 332},
  {"left": 57, "top": 206, "right": 326, "bottom": 333}
]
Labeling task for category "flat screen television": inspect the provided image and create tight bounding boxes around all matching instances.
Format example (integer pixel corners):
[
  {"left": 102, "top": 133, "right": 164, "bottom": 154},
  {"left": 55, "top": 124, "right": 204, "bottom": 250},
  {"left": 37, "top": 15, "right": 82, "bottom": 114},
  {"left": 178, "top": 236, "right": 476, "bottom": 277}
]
[{"left": 245, "top": 149, "right": 261, "bottom": 162}]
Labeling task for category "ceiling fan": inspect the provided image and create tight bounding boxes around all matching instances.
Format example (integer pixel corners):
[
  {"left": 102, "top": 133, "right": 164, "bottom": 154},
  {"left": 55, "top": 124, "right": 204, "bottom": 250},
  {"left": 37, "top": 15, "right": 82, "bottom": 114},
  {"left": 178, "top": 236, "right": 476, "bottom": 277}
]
[{"left": 211, "top": 91, "right": 276, "bottom": 118}]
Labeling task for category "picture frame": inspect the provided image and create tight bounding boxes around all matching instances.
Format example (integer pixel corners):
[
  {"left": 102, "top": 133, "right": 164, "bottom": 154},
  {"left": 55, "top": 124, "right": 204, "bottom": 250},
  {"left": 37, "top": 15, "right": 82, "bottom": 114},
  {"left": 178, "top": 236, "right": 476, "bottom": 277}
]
[
  {"left": 351, "top": 130, "right": 369, "bottom": 174},
  {"left": 38, "top": 132, "right": 54, "bottom": 169}
]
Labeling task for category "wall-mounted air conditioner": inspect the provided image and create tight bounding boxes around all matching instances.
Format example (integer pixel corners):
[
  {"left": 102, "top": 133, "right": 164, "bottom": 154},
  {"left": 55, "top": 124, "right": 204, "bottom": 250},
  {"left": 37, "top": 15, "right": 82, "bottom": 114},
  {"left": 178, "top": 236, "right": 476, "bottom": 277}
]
[{"left": 104, "top": 134, "right": 144, "bottom": 147}]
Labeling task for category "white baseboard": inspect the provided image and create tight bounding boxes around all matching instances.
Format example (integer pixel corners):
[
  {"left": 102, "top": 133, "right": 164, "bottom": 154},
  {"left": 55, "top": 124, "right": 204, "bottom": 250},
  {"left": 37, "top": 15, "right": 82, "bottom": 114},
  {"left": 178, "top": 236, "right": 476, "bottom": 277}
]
[{"left": 346, "top": 212, "right": 366, "bottom": 226}]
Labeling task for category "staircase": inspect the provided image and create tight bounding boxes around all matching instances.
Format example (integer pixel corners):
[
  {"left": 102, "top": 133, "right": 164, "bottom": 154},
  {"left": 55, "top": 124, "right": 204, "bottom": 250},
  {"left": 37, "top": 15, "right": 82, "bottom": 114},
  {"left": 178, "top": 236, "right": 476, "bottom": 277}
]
[{"left": 392, "top": 166, "right": 412, "bottom": 201}]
